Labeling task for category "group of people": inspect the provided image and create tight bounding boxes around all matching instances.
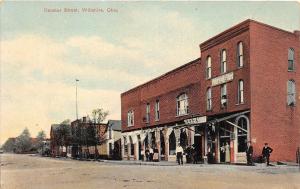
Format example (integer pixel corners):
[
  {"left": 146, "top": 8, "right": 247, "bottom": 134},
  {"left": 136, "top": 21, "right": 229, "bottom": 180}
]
[
  {"left": 142, "top": 146, "right": 159, "bottom": 162},
  {"left": 246, "top": 141, "right": 273, "bottom": 166}
]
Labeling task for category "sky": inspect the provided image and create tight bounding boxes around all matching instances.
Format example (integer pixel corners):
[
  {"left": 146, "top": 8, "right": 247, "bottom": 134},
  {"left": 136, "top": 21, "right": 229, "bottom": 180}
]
[{"left": 0, "top": 1, "right": 299, "bottom": 144}]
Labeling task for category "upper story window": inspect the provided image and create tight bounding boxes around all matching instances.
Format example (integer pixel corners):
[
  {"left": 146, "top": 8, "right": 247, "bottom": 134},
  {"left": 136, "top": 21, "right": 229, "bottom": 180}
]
[
  {"left": 206, "top": 56, "right": 212, "bottom": 79},
  {"left": 177, "top": 93, "right": 189, "bottom": 116},
  {"left": 127, "top": 110, "right": 134, "bottom": 127},
  {"left": 237, "top": 42, "right": 244, "bottom": 67},
  {"left": 221, "top": 49, "right": 227, "bottom": 74},
  {"left": 238, "top": 80, "right": 244, "bottom": 104},
  {"left": 206, "top": 88, "right": 212, "bottom": 111},
  {"left": 287, "top": 80, "right": 296, "bottom": 106},
  {"left": 220, "top": 84, "right": 227, "bottom": 108},
  {"left": 146, "top": 103, "right": 150, "bottom": 123},
  {"left": 155, "top": 100, "right": 160, "bottom": 121},
  {"left": 288, "top": 48, "right": 295, "bottom": 71}
]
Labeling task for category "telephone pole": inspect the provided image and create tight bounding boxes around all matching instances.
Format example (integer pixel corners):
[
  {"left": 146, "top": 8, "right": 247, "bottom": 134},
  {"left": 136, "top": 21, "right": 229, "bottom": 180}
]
[{"left": 75, "top": 79, "right": 79, "bottom": 120}]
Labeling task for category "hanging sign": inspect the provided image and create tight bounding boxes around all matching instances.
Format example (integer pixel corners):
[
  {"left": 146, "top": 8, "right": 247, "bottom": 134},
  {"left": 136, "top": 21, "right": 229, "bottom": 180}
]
[
  {"left": 211, "top": 72, "right": 234, "bottom": 87},
  {"left": 184, "top": 116, "right": 207, "bottom": 125}
]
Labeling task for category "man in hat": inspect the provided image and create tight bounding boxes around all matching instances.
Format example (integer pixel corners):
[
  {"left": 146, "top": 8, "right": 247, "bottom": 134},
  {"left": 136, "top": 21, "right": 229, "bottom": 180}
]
[
  {"left": 176, "top": 144, "right": 184, "bottom": 165},
  {"left": 246, "top": 141, "right": 253, "bottom": 166},
  {"left": 262, "top": 143, "right": 273, "bottom": 166}
]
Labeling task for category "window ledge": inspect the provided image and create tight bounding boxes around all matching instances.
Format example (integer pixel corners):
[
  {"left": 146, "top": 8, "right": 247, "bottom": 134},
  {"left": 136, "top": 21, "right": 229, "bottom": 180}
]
[
  {"left": 287, "top": 70, "right": 296, "bottom": 72},
  {"left": 176, "top": 113, "right": 189, "bottom": 117},
  {"left": 235, "top": 102, "right": 245, "bottom": 106}
]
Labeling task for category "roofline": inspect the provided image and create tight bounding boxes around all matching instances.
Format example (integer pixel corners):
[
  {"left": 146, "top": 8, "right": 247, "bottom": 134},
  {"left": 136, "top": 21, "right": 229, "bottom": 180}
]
[
  {"left": 200, "top": 19, "right": 297, "bottom": 49},
  {"left": 121, "top": 57, "right": 201, "bottom": 96}
]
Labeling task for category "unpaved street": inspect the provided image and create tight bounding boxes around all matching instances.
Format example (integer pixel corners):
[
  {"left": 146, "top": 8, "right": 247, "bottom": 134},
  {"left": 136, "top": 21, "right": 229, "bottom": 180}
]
[{"left": 1, "top": 154, "right": 300, "bottom": 189}]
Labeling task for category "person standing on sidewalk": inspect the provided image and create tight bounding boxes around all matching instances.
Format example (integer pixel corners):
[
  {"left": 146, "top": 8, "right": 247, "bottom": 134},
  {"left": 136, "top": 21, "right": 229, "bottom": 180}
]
[
  {"left": 149, "top": 146, "right": 154, "bottom": 162},
  {"left": 246, "top": 141, "right": 253, "bottom": 166},
  {"left": 225, "top": 142, "right": 230, "bottom": 164},
  {"left": 176, "top": 144, "right": 184, "bottom": 165},
  {"left": 262, "top": 143, "right": 273, "bottom": 166}
]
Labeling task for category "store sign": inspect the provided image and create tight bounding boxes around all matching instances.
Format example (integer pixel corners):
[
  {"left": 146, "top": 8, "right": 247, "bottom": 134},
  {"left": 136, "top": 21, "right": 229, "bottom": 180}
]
[
  {"left": 184, "top": 116, "right": 207, "bottom": 125},
  {"left": 211, "top": 72, "right": 234, "bottom": 87}
]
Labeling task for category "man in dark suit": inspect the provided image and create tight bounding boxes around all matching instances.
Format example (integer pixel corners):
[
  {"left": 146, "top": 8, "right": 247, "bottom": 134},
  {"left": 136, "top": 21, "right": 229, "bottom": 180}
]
[
  {"left": 246, "top": 141, "right": 253, "bottom": 166},
  {"left": 262, "top": 143, "right": 273, "bottom": 166}
]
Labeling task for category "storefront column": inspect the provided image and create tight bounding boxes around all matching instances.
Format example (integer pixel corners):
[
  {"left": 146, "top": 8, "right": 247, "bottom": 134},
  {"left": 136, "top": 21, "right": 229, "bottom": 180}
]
[
  {"left": 121, "top": 137, "right": 125, "bottom": 160},
  {"left": 156, "top": 129, "right": 160, "bottom": 160},
  {"left": 174, "top": 129, "right": 180, "bottom": 147}
]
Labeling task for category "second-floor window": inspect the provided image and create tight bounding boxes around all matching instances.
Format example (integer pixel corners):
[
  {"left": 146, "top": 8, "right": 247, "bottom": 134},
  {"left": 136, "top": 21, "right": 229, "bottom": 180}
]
[
  {"left": 146, "top": 103, "right": 150, "bottom": 123},
  {"left": 127, "top": 110, "right": 134, "bottom": 127},
  {"left": 207, "top": 88, "right": 212, "bottom": 110},
  {"left": 237, "top": 42, "right": 244, "bottom": 67},
  {"left": 288, "top": 48, "right": 295, "bottom": 71},
  {"left": 155, "top": 100, "right": 160, "bottom": 121},
  {"left": 238, "top": 80, "right": 244, "bottom": 104},
  {"left": 206, "top": 56, "right": 212, "bottom": 79},
  {"left": 221, "top": 49, "right": 227, "bottom": 74},
  {"left": 177, "top": 93, "right": 189, "bottom": 116},
  {"left": 287, "top": 80, "right": 296, "bottom": 106},
  {"left": 220, "top": 84, "right": 227, "bottom": 108}
]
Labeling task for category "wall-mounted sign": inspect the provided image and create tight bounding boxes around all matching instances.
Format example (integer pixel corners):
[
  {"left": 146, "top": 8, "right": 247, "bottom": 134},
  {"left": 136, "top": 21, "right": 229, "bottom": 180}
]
[
  {"left": 184, "top": 116, "right": 207, "bottom": 125},
  {"left": 211, "top": 72, "right": 234, "bottom": 87}
]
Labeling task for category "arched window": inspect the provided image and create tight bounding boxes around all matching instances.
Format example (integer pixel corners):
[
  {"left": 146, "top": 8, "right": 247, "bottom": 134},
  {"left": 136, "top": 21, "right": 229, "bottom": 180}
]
[
  {"left": 237, "top": 42, "right": 244, "bottom": 67},
  {"left": 169, "top": 131, "right": 176, "bottom": 155},
  {"left": 220, "top": 84, "right": 227, "bottom": 108},
  {"left": 177, "top": 93, "right": 189, "bottom": 116},
  {"left": 238, "top": 80, "right": 244, "bottom": 104},
  {"left": 221, "top": 49, "right": 227, "bottom": 73},
  {"left": 206, "top": 88, "right": 212, "bottom": 110},
  {"left": 287, "top": 80, "right": 296, "bottom": 106},
  {"left": 288, "top": 48, "right": 295, "bottom": 71},
  {"left": 127, "top": 110, "right": 134, "bottom": 127},
  {"left": 206, "top": 56, "right": 212, "bottom": 79}
]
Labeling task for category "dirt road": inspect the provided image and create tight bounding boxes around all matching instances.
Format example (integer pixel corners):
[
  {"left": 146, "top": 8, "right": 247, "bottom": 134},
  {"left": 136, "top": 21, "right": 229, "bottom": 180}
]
[{"left": 1, "top": 154, "right": 299, "bottom": 189}]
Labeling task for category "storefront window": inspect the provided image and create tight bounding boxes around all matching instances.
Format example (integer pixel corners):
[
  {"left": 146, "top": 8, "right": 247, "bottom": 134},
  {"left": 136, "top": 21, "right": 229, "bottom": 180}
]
[
  {"left": 237, "top": 117, "right": 248, "bottom": 152},
  {"left": 180, "top": 129, "right": 188, "bottom": 149},
  {"left": 169, "top": 131, "right": 176, "bottom": 155}
]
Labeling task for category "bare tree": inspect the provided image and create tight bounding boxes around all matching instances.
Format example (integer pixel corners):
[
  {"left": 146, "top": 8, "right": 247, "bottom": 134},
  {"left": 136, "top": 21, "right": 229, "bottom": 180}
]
[{"left": 91, "top": 108, "right": 109, "bottom": 124}]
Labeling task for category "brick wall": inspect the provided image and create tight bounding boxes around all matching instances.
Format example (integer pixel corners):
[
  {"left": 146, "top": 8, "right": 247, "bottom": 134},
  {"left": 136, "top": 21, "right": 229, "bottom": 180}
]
[{"left": 250, "top": 21, "right": 300, "bottom": 162}]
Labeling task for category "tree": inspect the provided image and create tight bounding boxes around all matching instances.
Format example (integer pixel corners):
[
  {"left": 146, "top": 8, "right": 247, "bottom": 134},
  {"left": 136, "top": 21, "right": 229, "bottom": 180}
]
[
  {"left": 2, "top": 138, "right": 16, "bottom": 152},
  {"left": 15, "top": 128, "right": 32, "bottom": 153},
  {"left": 91, "top": 108, "right": 109, "bottom": 124},
  {"left": 36, "top": 130, "right": 46, "bottom": 154}
]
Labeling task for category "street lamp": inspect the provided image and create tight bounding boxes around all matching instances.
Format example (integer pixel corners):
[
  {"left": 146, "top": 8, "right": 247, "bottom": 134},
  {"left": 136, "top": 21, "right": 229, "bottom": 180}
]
[{"left": 75, "top": 79, "right": 79, "bottom": 120}]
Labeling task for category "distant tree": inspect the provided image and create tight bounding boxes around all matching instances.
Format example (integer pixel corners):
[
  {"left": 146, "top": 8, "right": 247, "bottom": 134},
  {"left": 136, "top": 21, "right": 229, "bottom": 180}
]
[
  {"left": 36, "top": 130, "right": 46, "bottom": 153},
  {"left": 61, "top": 119, "right": 71, "bottom": 125},
  {"left": 15, "top": 128, "right": 32, "bottom": 153},
  {"left": 91, "top": 108, "right": 109, "bottom": 124},
  {"left": 2, "top": 138, "right": 16, "bottom": 152}
]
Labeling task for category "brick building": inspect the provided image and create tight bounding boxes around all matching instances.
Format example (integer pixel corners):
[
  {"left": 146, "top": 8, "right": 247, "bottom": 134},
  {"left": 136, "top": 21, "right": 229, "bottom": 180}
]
[{"left": 120, "top": 19, "right": 300, "bottom": 163}]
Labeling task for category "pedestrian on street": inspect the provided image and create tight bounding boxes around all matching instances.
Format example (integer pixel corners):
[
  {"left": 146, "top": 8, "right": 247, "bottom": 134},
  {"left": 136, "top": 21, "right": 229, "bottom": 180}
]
[
  {"left": 145, "top": 147, "right": 150, "bottom": 161},
  {"left": 176, "top": 144, "right": 184, "bottom": 165},
  {"left": 225, "top": 142, "right": 230, "bottom": 163},
  {"left": 246, "top": 141, "right": 253, "bottom": 166},
  {"left": 149, "top": 146, "right": 154, "bottom": 162},
  {"left": 262, "top": 143, "right": 273, "bottom": 166}
]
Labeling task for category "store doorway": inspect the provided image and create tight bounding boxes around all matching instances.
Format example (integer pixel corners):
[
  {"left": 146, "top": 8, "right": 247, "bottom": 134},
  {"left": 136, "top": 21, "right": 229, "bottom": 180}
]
[{"left": 194, "top": 135, "right": 202, "bottom": 162}]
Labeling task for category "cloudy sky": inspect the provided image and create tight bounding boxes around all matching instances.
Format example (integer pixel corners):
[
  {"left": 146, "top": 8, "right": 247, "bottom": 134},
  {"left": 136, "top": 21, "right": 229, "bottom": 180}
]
[{"left": 1, "top": 1, "right": 299, "bottom": 144}]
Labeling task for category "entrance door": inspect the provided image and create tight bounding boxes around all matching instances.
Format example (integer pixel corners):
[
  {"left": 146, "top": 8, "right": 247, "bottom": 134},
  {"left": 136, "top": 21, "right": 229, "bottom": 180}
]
[
  {"left": 194, "top": 135, "right": 202, "bottom": 162},
  {"left": 219, "top": 137, "right": 230, "bottom": 163},
  {"left": 138, "top": 141, "right": 142, "bottom": 160}
]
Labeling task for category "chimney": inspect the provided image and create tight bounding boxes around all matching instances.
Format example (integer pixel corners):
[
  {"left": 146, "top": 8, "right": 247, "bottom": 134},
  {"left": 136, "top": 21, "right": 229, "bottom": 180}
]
[
  {"left": 294, "top": 30, "right": 300, "bottom": 40},
  {"left": 82, "top": 116, "right": 87, "bottom": 123}
]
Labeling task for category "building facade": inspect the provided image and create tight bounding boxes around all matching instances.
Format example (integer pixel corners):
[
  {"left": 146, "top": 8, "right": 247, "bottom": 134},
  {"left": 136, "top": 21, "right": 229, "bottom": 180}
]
[{"left": 121, "top": 19, "right": 300, "bottom": 163}]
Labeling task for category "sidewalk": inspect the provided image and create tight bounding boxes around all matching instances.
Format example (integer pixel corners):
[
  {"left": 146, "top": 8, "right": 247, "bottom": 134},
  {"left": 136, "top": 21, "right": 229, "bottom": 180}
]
[{"left": 99, "top": 159, "right": 178, "bottom": 166}]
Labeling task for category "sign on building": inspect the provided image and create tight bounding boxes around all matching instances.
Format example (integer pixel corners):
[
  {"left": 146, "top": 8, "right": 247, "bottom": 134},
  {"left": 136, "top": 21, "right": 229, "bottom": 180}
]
[
  {"left": 184, "top": 116, "right": 207, "bottom": 125},
  {"left": 211, "top": 72, "right": 234, "bottom": 87}
]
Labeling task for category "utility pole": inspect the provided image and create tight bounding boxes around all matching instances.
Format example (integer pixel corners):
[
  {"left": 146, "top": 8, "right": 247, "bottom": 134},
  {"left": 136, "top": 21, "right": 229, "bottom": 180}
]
[{"left": 75, "top": 79, "right": 79, "bottom": 120}]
